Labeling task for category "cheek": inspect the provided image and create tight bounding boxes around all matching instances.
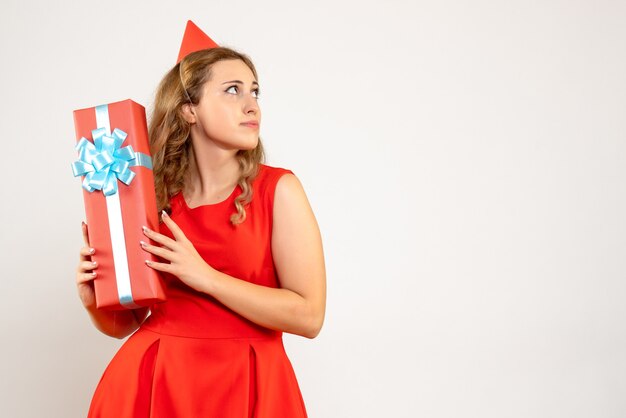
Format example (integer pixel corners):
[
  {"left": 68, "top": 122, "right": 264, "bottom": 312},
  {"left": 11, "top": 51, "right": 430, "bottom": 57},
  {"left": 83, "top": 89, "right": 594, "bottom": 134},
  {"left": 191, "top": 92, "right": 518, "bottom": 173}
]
[{"left": 203, "top": 104, "right": 234, "bottom": 130}]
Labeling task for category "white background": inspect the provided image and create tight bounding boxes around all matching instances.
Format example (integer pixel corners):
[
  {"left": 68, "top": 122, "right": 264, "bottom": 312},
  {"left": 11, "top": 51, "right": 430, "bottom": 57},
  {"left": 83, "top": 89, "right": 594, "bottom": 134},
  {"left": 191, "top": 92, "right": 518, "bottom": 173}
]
[{"left": 1, "top": 0, "right": 625, "bottom": 417}]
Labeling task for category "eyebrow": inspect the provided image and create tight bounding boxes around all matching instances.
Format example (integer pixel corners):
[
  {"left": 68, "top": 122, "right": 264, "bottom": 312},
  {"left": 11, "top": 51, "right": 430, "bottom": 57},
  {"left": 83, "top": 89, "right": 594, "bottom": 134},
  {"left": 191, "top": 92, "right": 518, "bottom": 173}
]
[{"left": 222, "top": 80, "right": 259, "bottom": 87}]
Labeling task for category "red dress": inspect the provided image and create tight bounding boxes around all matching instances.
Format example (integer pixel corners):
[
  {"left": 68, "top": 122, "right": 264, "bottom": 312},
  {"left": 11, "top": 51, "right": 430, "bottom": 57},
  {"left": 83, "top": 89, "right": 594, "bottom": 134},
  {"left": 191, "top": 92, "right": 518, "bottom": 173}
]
[{"left": 88, "top": 164, "right": 308, "bottom": 418}]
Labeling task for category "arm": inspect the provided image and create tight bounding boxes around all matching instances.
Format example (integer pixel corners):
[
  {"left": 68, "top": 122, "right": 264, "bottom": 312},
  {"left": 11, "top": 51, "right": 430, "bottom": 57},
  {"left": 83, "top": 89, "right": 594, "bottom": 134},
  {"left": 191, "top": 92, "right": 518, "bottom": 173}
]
[
  {"left": 200, "top": 174, "right": 327, "bottom": 338},
  {"left": 84, "top": 305, "right": 150, "bottom": 339},
  {"left": 142, "top": 174, "right": 327, "bottom": 339}
]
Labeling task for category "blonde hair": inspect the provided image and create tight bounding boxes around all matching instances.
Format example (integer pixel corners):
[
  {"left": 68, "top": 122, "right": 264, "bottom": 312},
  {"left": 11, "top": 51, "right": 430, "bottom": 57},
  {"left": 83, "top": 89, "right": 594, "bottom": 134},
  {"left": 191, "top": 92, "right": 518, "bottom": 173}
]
[{"left": 148, "top": 47, "right": 265, "bottom": 225}]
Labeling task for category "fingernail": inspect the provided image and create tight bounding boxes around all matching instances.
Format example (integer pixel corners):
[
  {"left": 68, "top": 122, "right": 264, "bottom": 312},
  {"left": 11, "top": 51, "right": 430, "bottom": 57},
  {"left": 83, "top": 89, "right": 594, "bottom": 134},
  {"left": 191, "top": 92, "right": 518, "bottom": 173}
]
[
  {"left": 145, "top": 260, "right": 151, "bottom": 265},
  {"left": 142, "top": 226, "right": 149, "bottom": 233},
  {"left": 140, "top": 240, "right": 147, "bottom": 247},
  {"left": 89, "top": 248, "right": 95, "bottom": 254},
  {"left": 92, "top": 272, "right": 96, "bottom": 276},
  {"left": 91, "top": 261, "right": 97, "bottom": 266},
  {"left": 162, "top": 210, "right": 169, "bottom": 218}
]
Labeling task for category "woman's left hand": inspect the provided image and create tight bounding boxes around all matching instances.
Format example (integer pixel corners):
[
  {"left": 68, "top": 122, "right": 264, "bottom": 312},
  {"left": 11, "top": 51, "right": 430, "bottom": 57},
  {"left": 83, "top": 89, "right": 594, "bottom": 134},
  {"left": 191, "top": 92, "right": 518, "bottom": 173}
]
[{"left": 141, "top": 211, "right": 216, "bottom": 292}]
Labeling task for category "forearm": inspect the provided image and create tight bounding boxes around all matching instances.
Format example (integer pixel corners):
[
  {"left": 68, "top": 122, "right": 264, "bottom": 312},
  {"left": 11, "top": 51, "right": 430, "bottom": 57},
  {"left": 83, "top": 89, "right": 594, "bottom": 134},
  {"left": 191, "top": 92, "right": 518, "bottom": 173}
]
[
  {"left": 200, "top": 271, "right": 320, "bottom": 338},
  {"left": 84, "top": 305, "right": 148, "bottom": 339}
]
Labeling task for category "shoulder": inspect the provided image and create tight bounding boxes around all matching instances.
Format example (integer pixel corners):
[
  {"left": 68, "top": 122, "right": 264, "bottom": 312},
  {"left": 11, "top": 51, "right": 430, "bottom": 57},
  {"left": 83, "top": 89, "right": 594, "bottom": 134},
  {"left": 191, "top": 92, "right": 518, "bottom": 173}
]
[
  {"left": 271, "top": 168, "right": 310, "bottom": 219},
  {"left": 256, "top": 163, "right": 297, "bottom": 196},
  {"left": 254, "top": 164, "right": 305, "bottom": 212},
  {"left": 258, "top": 163, "right": 295, "bottom": 182}
]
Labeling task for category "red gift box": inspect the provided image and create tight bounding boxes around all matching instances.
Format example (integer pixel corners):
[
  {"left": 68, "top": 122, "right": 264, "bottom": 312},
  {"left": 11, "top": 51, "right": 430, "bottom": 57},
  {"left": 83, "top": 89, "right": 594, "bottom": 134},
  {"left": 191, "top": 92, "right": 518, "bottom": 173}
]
[{"left": 72, "top": 99, "right": 166, "bottom": 310}]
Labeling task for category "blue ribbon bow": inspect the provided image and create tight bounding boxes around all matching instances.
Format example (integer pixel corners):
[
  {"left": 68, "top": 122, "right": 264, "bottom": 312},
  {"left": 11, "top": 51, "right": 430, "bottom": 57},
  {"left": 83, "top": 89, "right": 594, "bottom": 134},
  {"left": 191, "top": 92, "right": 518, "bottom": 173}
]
[{"left": 71, "top": 127, "right": 152, "bottom": 196}]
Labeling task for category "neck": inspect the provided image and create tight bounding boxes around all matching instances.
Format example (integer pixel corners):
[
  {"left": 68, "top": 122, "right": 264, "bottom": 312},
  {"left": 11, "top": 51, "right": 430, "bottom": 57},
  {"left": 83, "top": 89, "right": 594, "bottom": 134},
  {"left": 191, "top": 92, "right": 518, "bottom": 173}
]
[{"left": 186, "top": 137, "right": 240, "bottom": 199}]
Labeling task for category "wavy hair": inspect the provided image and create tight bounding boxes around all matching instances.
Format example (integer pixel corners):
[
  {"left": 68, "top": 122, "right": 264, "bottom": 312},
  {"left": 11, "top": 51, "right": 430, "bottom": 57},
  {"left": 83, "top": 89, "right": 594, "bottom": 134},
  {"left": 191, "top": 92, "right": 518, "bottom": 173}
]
[{"left": 148, "top": 47, "right": 265, "bottom": 225}]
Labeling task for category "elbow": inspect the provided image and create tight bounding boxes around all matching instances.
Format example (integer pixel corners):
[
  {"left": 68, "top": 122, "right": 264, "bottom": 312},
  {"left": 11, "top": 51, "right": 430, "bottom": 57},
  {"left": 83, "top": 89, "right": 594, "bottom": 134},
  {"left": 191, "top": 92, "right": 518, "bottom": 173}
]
[
  {"left": 292, "top": 294, "right": 325, "bottom": 339},
  {"left": 113, "top": 328, "right": 135, "bottom": 339},
  {"left": 303, "top": 312, "right": 325, "bottom": 339},
  {"left": 304, "top": 327, "right": 321, "bottom": 339},
  {"left": 100, "top": 323, "right": 138, "bottom": 340},
  {"left": 103, "top": 328, "right": 133, "bottom": 340}
]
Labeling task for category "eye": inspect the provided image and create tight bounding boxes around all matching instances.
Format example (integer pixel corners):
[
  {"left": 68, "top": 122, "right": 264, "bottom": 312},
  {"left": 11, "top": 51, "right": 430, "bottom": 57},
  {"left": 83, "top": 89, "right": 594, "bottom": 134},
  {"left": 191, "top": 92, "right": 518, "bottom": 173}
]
[{"left": 226, "top": 85, "right": 261, "bottom": 99}]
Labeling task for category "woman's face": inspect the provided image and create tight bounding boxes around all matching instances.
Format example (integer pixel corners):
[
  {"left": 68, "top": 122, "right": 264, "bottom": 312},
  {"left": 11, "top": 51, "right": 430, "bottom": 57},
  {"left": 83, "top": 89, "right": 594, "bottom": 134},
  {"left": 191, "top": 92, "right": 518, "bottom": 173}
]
[{"left": 190, "top": 59, "right": 261, "bottom": 150}]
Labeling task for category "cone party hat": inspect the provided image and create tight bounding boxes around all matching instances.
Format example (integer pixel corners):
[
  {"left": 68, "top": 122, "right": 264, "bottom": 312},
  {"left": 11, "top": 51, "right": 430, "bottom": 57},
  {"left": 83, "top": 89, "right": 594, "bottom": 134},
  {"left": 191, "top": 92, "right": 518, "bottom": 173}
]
[{"left": 176, "top": 20, "right": 219, "bottom": 64}]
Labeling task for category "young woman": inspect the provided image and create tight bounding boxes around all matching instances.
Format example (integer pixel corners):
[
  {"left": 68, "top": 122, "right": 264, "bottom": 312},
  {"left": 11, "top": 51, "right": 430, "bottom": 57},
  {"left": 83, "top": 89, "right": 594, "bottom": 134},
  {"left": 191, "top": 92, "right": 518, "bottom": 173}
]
[{"left": 75, "top": 46, "right": 326, "bottom": 417}]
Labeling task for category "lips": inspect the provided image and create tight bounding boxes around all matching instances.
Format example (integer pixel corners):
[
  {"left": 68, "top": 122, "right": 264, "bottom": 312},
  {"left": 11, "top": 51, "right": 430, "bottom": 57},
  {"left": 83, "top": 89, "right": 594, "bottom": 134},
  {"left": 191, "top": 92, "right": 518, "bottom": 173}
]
[{"left": 241, "top": 121, "right": 259, "bottom": 128}]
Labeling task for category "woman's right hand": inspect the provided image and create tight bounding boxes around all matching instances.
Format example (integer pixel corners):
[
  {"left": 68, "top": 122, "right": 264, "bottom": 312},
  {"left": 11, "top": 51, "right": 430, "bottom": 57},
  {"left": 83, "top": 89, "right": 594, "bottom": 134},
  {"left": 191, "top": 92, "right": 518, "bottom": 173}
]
[{"left": 76, "top": 221, "right": 98, "bottom": 309}]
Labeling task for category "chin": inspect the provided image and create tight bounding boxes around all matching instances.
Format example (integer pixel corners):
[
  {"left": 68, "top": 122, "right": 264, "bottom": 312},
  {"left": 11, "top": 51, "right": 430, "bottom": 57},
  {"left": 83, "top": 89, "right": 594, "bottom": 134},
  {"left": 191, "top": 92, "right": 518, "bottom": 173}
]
[{"left": 239, "top": 137, "right": 259, "bottom": 150}]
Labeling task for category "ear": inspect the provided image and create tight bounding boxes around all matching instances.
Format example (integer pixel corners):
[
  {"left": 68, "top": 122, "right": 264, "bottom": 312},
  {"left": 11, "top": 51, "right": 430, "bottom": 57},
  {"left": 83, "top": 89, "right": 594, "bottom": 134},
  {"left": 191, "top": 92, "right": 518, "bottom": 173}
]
[{"left": 181, "top": 103, "right": 197, "bottom": 124}]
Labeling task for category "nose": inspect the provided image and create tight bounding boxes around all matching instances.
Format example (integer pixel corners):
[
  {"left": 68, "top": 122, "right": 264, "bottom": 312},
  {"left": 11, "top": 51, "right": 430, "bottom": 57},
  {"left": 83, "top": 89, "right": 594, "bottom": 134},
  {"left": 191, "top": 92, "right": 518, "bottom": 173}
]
[{"left": 243, "top": 92, "right": 259, "bottom": 115}]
